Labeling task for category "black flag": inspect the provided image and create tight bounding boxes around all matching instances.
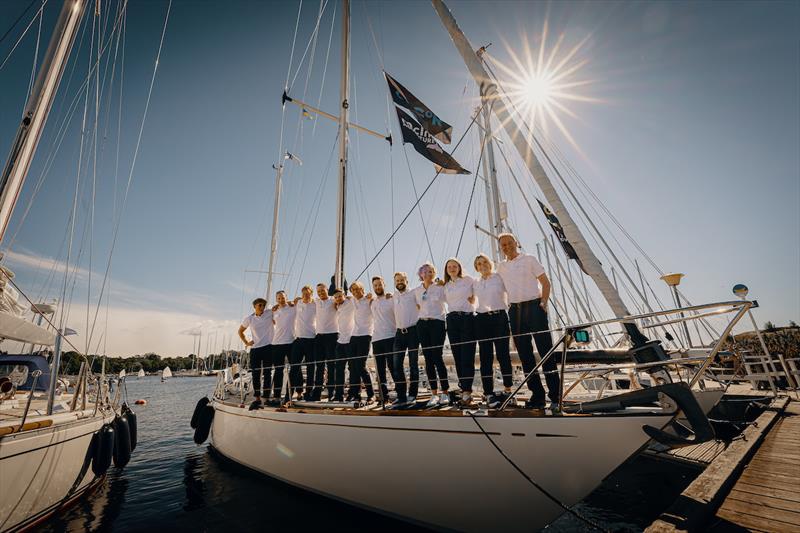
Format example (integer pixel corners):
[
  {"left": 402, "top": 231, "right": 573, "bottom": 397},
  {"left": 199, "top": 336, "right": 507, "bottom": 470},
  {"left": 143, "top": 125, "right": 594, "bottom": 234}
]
[
  {"left": 395, "top": 107, "right": 469, "bottom": 175},
  {"left": 537, "top": 199, "right": 588, "bottom": 274},
  {"left": 385, "top": 72, "right": 452, "bottom": 144}
]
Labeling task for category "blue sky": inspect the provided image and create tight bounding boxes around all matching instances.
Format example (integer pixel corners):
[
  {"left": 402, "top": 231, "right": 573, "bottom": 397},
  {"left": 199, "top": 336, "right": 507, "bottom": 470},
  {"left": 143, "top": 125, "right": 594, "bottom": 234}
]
[{"left": 0, "top": 0, "right": 797, "bottom": 356}]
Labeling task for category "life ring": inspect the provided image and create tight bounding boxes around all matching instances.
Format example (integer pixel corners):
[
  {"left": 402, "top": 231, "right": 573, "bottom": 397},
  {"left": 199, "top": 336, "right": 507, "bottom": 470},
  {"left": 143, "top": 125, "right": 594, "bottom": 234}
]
[
  {"left": 190, "top": 397, "right": 210, "bottom": 429},
  {"left": 92, "top": 424, "right": 115, "bottom": 476},
  {"left": 113, "top": 415, "right": 132, "bottom": 468},
  {"left": 122, "top": 404, "right": 138, "bottom": 452},
  {"left": 193, "top": 404, "right": 214, "bottom": 444}
]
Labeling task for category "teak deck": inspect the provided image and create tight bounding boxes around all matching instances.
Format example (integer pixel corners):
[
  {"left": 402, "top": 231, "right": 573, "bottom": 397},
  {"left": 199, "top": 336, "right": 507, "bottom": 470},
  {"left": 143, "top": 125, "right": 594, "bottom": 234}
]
[{"left": 711, "top": 400, "right": 800, "bottom": 532}]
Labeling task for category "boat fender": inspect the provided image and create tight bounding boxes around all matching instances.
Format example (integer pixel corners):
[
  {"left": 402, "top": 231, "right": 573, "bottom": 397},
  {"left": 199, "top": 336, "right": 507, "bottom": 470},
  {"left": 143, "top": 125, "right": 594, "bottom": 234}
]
[
  {"left": 92, "top": 424, "right": 115, "bottom": 476},
  {"left": 190, "top": 397, "right": 210, "bottom": 429},
  {"left": 113, "top": 415, "right": 132, "bottom": 468},
  {"left": 193, "top": 404, "right": 214, "bottom": 444},
  {"left": 122, "top": 404, "right": 138, "bottom": 452},
  {"left": 134, "top": 399, "right": 147, "bottom": 405}
]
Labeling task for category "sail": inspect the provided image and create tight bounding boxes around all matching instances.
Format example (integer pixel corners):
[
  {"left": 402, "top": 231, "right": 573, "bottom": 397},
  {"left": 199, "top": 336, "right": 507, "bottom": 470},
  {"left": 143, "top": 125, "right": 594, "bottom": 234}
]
[
  {"left": 162, "top": 366, "right": 172, "bottom": 379},
  {"left": 138, "top": 368, "right": 145, "bottom": 378},
  {"left": 119, "top": 369, "right": 126, "bottom": 379}
]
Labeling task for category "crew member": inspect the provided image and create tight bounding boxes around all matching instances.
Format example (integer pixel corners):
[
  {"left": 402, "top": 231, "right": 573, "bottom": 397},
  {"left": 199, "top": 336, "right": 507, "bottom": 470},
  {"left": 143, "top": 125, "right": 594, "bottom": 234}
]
[
  {"left": 348, "top": 281, "right": 374, "bottom": 402},
  {"left": 497, "top": 233, "right": 557, "bottom": 409},
  {"left": 291, "top": 285, "right": 316, "bottom": 400},
  {"left": 238, "top": 297, "right": 274, "bottom": 409},
  {"left": 391, "top": 272, "right": 420, "bottom": 407},
  {"left": 415, "top": 263, "right": 450, "bottom": 408},
  {"left": 313, "top": 283, "right": 338, "bottom": 401},
  {"left": 369, "top": 276, "right": 395, "bottom": 404},
  {"left": 443, "top": 258, "right": 476, "bottom": 404},
  {"left": 332, "top": 288, "right": 354, "bottom": 402},
  {"left": 271, "top": 290, "right": 296, "bottom": 404}
]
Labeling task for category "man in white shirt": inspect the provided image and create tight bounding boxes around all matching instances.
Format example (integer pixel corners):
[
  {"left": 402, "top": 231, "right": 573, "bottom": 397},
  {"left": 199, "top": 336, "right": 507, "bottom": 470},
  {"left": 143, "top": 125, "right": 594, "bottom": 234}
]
[
  {"left": 290, "top": 285, "right": 316, "bottom": 400},
  {"left": 332, "top": 288, "right": 354, "bottom": 402},
  {"left": 391, "top": 272, "right": 421, "bottom": 406},
  {"left": 312, "top": 283, "right": 338, "bottom": 401},
  {"left": 271, "top": 290, "right": 296, "bottom": 404},
  {"left": 238, "top": 298, "right": 274, "bottom": 409},
  {"left": 347, "top": 281, "right": 375, "bottom": 401},
  {"left": 497, "top": 233, "right": 557, "bottom": 409},
  {"left": 369, "top": 276, "right": 395, "bottom": 403}
]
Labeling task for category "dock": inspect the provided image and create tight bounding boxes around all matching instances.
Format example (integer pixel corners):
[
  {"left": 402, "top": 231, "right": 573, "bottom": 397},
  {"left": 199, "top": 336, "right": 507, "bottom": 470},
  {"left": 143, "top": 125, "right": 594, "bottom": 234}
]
[{"left": 647, "top": 396, "right": 798, "bottom": 532}]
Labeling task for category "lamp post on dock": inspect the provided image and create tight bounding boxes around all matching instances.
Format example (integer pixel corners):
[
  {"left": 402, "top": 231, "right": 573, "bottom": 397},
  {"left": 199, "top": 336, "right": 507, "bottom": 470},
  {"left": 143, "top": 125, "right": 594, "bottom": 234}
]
[{"left": 661, "top": 273, "right": 693, "bottom": 348}]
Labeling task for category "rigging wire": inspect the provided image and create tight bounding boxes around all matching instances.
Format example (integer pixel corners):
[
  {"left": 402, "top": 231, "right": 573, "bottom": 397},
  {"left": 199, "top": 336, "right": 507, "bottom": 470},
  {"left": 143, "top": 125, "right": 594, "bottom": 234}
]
[
  {"left": 0, "top": 0, "right": 38, "bottom": 45},
  {"left": 455, "top": 114, "right": 489, "bottom": 256},
  {"left": 0, "top": 0, "right": 48, "bottom": 72},
  {"left": 401, "top": 147, "right": 435, "bottom": 264}
]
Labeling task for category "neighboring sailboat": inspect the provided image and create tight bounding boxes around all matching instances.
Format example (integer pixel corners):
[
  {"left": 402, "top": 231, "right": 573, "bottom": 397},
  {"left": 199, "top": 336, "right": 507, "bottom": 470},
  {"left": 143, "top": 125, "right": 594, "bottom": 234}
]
[
  {"left": 138, "top": 368, "right": 146, "bottom": 378},
  {"left": 203, "top": 1, "right": 733, "bottom": 531},
  {"left": 161, "top": 366, "right": 172, "bottom": 382}
]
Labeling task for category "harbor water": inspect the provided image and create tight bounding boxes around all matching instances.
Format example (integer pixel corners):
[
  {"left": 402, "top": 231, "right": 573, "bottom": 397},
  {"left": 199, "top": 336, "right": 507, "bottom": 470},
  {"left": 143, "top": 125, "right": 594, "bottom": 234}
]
[{"left": 40, "top": 376, "right": 700, "bottom": 532}]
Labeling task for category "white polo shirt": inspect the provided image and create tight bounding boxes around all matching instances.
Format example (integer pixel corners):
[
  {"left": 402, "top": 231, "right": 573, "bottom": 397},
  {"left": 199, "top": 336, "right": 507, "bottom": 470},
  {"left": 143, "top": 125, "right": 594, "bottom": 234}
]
[
  {"left": 294, "top": 300, "right": 316, "bottom": 339},
  {"left": 394, "top": 289, "right": 419, "bottom": 330},
  {"left": 474, "top": 273, "right": 508, "bottom": 312},
  {"left": 497, "top": 253, "right": 546, "bottom": 304},
  {"left": 444, "top": 275, "right": 476, "bottom": 313},
  {"left": 371, "top": 295, "right": 396, "bottom": 342},
  {"left": 352, "top": 297, "right": 373, "bottom": 337},
  {"left": 336, "top": 298, "right": 356, "bottom": 344},
  {"left": 273, "top": 305, "right": 296, "bottom": 345},
  {"left": 415, "top": 283, "right": 446, "bottom": 321},
  {"left": 315, "top": 298, "right": 338, "bottom": 334},
  {"left": 241, "top": 310, "right": 274, "bottom": 348}
]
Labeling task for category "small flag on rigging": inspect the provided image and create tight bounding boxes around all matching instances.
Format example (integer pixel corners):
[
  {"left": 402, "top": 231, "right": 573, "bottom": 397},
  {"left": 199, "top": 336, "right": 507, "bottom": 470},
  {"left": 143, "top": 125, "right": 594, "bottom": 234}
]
[
  {"left": 395, "top": 107, "right": 470, "bottom": 175},
  {"left": 385, "top": 72, "right": 453, "bottom": 144},
  {"left": 536, "top": 199, "right": 589, "bottom": 275}
]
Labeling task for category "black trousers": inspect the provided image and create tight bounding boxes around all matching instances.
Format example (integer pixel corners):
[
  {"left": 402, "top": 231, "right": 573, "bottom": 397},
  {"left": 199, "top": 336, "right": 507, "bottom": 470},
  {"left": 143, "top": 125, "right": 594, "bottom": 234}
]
[
  {"left": 417, "top": 319, "right": 449, "bottom": 392},
  {"left": 447, "top": 312, "right": 477, "bottom": 391},
  {"left": 290, "top": 337, "right": 315, "bottom": 395},
  {"left": 391, "top": 326, "right": 420, "bottom": 401},
  {"left": 371, "top": 337, "right": 395, "bottom": 401},
  {"left": 476, "top": 311, "right": 513, "bottom": 394},
  {"left": 332, "top": 343, "right": 349, "bottom": 401},
  {"left": 250, "top": 345, "right": 272, "bottom": 399},
  {"left": 314, "top": 332, "right": 338, "bottom": 399},
  {"left": 509, "top": 298, "right": 559, "bottom": 403},
  {"left": 271, "top": 343, "right": 293, "bottom": 398},
  {"left": 348, "top": 335, "right": 374, "bottom": 398}
]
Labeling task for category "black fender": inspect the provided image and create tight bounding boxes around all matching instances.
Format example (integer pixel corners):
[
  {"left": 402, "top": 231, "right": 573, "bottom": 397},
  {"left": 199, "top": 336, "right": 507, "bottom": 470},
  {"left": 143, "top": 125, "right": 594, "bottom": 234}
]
[
  {"left": 92, "top": 424, "right": 115, "bottom": 476},
  {"left": 113, "top": 415, "right": 132, "bottom": 468},
  {"left": 193, "top": 404, "right": 214, "bottom": 444},
  {"left": 122, "top": 403, "right": 138, "bottom": 452},
  {"left": 566, "top": 382, "right": 715, "bottom": 448},
  {"left": 190, "top": 397, "right": 210, "bottom": 429}
]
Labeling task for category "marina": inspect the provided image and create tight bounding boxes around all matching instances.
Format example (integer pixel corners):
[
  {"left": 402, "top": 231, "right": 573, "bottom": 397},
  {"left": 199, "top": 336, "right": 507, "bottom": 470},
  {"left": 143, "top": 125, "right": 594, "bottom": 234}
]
[{"left": 0, "top": 0, "right": 798, "bottom": 531}]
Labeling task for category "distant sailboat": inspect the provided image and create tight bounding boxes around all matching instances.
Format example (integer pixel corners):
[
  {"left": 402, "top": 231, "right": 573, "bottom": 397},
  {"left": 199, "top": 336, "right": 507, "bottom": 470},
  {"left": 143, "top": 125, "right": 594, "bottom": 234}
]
[
  {"left": 119, "top": 369, "right": 126, "bottom": 379},
  {"left": 138, "top": 368, "right": 146, "bottom": 378},
  {"left": 161, "top": 366, "right": 172, "bottom": 382}
]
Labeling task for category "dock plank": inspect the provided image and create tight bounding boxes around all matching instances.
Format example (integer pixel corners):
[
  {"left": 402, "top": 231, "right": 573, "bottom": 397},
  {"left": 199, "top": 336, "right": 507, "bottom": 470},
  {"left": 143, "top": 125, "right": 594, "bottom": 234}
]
[
  {"left": 719, "top": 497, "right": 800, "bottom": 526},
  {"left": 735, "top": 481, "right": 800, "bottom": 504},
  {"left": 715, "top": 508, "right": 800, "bottom": 533},
  {"left": 727, "top": 489, "right": 800, "bottom": 513}
]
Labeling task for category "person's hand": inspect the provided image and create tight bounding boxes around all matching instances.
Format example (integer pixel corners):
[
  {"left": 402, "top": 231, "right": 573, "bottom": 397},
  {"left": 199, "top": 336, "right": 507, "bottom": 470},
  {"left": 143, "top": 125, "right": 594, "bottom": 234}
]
[
  {"left": 467, "top": 295, "right": 475, "bottom": 304},
  {"left": 386, "top": 293, "right": 392, "bottom": 299},
  {"left": 271, "top": 304, "right": 279, "bottom": 312},
  {"left": 416, "top": 304, "right": 421, "bottom": 310},
  {"left": 540, "top": 300, "right": 548, "bottom": 312},
  {"left": 436, "top": 279, "right": 445, "bottom": 286},
  {"left": 366, "top": 293, "right": 374, "bottom": 301},
  {"left": 293, "top": 296, "right": 301, "bottom": 304},
  {"left": 245, "top": 340, "right": 254, "bottom": 347}
]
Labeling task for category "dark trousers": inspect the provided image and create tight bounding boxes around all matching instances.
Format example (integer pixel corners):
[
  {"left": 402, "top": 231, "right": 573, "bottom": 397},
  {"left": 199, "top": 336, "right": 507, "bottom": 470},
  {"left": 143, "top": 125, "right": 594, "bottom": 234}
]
[
  {"left": 332, "top": 343, "right": 349, "bottom": 401},
  {"left": 371, "top": 337, "right": 395, "bottom": 401},
  {"left": 417, "top": 319, "right": 449, "bottom": 392},
  {"left": 348, "top": 335, "right": 373, "bottom": 398},
  {"left": 509, "top": 298, "right": 559, "bottom": 403},
  {"left": 314, "top": 332, "right": 338, "bottom": 399},
  {"left": 250, "top": 345, "right": 272, "bottom": 398},
  {"left": 476, "top": 310, "right": 513, "bottom": 394},
  {"left": 271, "top": 343, "right": 293, "bottom": 399},
  {"left": 290, "top": 337, "right": 315, "bottom": 395},
  {"left": 447, "top": 312, "right": 477, "bottom": 391},
  {"left": 391, "top": 326, "right": 420, "bottom": 401}
]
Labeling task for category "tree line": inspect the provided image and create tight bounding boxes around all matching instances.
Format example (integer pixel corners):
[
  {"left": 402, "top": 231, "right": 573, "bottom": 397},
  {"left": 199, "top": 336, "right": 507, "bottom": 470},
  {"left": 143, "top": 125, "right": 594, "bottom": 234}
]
[{"left": 58, "top": 350, "right": 245, "bottom": 375}]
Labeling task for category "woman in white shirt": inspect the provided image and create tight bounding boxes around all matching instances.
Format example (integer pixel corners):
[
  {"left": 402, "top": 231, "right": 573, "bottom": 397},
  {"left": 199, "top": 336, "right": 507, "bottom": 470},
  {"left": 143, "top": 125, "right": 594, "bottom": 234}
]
[
  {"left": 473, "top": 253, "right": 513, "bottom": 407},
  {"left": 414, "top": 263, "right": 450, "bottom": 407},
  {"left": 443, "top": 258, "right": 477, "bottom": 403}
]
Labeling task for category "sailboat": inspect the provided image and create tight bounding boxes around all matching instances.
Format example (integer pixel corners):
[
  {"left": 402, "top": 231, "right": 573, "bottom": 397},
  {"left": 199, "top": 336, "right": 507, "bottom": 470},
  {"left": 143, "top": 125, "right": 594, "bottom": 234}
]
[
  {"left": 0, "top": 2, "right": 138, "bottom": 530},
  {"left": 202, "top": 1, "right": 746, "bottom": 531},
  {"left": 138, "top": 367, "right": 146, "bottom": 378},
  {"left": 161, "top": 366, "right": 172, "bottom": 382}
]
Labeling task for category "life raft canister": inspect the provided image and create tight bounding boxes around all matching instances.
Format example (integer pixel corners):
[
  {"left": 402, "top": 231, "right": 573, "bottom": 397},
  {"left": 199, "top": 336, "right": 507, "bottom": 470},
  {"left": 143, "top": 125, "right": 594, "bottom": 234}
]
[
  {"left": 122, "top": 403, "right": 138, "bottom": 452},
  {"left": 193, "top": 403, "right": 214, "bottom": 444},
  {"left": 92, "top": 423, "right": 115, "bottom": 476},
  {"left": 113, "top": 414, "right": 132, "bottom": 468},
  {"left": 190, "top": 397, "right": 210, "bottom": 429}
]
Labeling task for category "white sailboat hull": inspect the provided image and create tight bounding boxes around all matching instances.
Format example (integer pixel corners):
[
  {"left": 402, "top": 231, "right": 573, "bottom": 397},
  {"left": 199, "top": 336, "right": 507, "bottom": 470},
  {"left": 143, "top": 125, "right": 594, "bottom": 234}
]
[
  {"left": 210, "top": 401, "right": 672, "bottom": 531},
  {"left": 0, "top": 410, "right": 114, "bottom": 532}
]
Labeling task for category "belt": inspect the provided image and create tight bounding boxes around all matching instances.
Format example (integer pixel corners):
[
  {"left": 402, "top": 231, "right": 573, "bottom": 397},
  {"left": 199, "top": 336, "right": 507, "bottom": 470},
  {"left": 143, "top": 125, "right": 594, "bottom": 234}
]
[
  {"left": 509, "top": 298, "right": 541, "bottom": 307},
  {"left": 418, "top": 317, "right": 444, "bottom": 321},
  {"left": 448, "top": 311, "right": 474, "bottom": 316},
  {"left": 479, "top": 309, "right": 506, "bottom": 315}
]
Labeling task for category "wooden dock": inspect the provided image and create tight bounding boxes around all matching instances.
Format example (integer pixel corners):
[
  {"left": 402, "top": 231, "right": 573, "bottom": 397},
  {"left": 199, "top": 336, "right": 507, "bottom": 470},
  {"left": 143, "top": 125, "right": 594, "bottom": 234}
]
[{"left": 647, "top": 396, "right": 797, "bottom": 532}]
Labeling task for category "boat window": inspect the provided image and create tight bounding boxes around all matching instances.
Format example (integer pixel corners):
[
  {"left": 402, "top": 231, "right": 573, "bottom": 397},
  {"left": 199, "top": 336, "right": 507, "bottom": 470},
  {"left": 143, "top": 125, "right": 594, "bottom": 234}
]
[{"left": 0, "top": 364, "right": 29, "bottom": 386}]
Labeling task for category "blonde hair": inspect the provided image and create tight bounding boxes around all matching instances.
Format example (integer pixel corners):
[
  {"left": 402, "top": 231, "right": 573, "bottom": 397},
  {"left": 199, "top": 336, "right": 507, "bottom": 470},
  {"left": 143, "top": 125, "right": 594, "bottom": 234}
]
[
  {"left": 474, "top": 253, "right": 494, "bottom": 272},
  {"left": 417, "top": 262, "right": 436, "bottom": 281},
  {"left": 443, "top": 257, "right": 464, "bottom": 283},
  {"left": 350, "top": 281, "right": 364, "bottom": 291}
]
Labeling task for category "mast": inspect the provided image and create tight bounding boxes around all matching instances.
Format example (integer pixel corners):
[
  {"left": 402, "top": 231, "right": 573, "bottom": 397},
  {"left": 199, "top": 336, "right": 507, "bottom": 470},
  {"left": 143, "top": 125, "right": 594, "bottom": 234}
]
[
  {"left": 0, "top": 0, "right": 88, "bottom": 242},
  {"left": 265, "top": 163, "right": 284, "bottom": 301},
  {"left": 432, "top": 0, "right": 632, "bottom": 321},
  {"left": 333, "top": 0, "right": 350, "bottom": 290},
  {"left": 478, "top": 110, "right": 499, "bottom": 262}
]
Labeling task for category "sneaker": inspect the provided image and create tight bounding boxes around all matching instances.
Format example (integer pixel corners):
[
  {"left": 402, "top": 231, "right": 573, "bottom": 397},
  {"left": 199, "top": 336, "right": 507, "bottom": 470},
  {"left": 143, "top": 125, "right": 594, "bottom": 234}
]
[
  {"left": 408, "top": 396, "right": 417, "bottom": 405},
  {"left": 389, "top": 398, "right": 408, "bottom": 410},
  {"left": 486, "top": 394, "right": 502, "bottom": 409},
  {"left": 439, "top": 392, "right": 450, "bottom": 405},
  {"left": 426, "top": 395, "right": 440, "bottom": 408},
  {"left": 525, "top": 398, "right": 546, "bottom": 410},
  {"left": 461, "top": 391, "right": 472, "bottom": 403},
  {"left": 248, "top": 399, "right": 262, "bottom": 411},
  {"left": 548, "top": 401, "right": 561, "bottom": 412}
]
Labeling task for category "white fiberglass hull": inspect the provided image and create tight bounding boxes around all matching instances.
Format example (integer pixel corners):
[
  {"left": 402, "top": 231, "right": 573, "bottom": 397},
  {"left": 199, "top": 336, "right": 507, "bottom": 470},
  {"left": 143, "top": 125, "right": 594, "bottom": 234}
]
[
  {"left": 0, "top": 410, "right": 114, "bottom": 532},
  {"left": 210, "top": 401, "right": 673, "bottom": 531}
]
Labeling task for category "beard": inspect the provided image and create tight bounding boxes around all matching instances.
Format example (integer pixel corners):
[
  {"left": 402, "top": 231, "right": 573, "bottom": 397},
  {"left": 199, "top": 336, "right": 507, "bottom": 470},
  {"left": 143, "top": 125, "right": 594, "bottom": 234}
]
[
  {"left": 374, "top": 287, "right": 384, "bottom": 296},
  {"left": 396, "top": 282, "right": 406, "bottom": 292}
]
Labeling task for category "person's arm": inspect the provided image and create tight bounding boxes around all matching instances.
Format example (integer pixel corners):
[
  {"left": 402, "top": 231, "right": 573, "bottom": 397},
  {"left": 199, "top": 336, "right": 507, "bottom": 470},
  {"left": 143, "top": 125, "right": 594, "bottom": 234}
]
[
  {"left": 238, "top": 325, "right": 254, "bottom": 347},
  {"left": 537, "top": 273, "right": 551, "bottom": 311}
]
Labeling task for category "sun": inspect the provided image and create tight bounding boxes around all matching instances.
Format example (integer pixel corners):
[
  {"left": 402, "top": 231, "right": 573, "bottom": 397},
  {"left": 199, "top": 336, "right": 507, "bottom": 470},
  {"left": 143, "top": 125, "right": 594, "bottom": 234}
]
[{"left": 522, "top": 72, "right": 555, "bottom": 110}]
